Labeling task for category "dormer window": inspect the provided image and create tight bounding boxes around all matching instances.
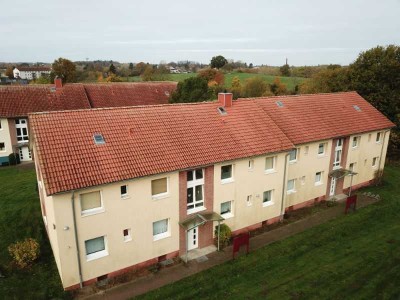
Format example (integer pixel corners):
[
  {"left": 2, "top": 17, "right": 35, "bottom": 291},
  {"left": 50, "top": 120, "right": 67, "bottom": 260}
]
[
  {"left": 217, "top": 107, "right": 227, "bottom": 116},
  {"left": 94, "top": 134, "right": 105, "bottom": 145}
]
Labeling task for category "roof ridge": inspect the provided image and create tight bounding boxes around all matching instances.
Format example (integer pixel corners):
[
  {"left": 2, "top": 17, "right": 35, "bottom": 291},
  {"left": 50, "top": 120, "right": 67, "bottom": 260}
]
[{"left": 237, "top": 91, "right": 358, "bottom": 101}]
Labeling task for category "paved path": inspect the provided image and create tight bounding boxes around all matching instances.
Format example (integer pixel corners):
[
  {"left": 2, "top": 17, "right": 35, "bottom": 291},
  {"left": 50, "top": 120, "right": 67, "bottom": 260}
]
[{"left": 81, "top": 195, "right": 378, "bottom": 300}]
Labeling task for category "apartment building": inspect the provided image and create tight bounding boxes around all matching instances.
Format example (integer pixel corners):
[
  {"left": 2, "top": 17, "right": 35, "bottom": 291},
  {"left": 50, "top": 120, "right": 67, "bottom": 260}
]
[
  {"left": 13, "top": 66, "right": 52, "bottom": 80},
  {"left": 29, "top": 92, "right": 394, "bottom": 290},
  {"left": 0, "top": 80, "right": 177, "bottom": 164}
]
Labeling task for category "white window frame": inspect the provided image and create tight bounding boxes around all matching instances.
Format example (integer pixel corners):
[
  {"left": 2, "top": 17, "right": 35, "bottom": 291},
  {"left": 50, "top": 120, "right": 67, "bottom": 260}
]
[
  {"left": 315, "top": 172, "right": 323, "bottom": 186},
  {"left": 262, "top": 190, "right": 274, "bottom": 207},
  {"left": 153, "top": 218, "right": 170, "bottom": 241},
  {"left": 120, "top": 185, "right": 129, "bottom": 199},
  {"left": 352, "top": 136, "right": 360, "bottom": 148},
  {"left": 187, "top": 169, "right": 205, "bottom": 214},
  {"left": 349, "top": 162, "right": 356, "bottom": 172},
  {"left": 372, "top": 157, "right": 379, "bottom": 168},
  {"left": 318, "top": 143, "right": 325, "bottom": 155},
  {"left": 85, "top": 236, "right": 108, "bottom": 261},
  {"left": 333, "top": 138, "right": 343, "bottom": 169},
  {"left": 287, "top": 179, "right": 296, "bottom": 194},
  {"left": 289, "top": 149, "right": 298, "bottom": 163},
  {"left": 246, "top": 195, "right": 253, "bottom": 206},
  {"left": 80, "top": 191, "right": 104, "bottom": 216},
  {"left": 151, "top": 177, "right": 169, "bottom": 200},
  {"left": 376, "top": 132, "right": 382, "bottom": 143},
  {"left": 15, "top": 118, "right": 29, "bottom": 143},
  {"left": 123, "top": 228, "right": 132, "bottom": 242},
  {"left": 220, "top": 200, "right": 233, "bottom": 219},
  {"left": 221, "top": 164, "right": 234, "bottom": 184},
  {"left": 265, "top": 156, "right": 276, "bottom": 173},
  {"left": 248, "top": 159, "right": 254, "bottom": 171}
]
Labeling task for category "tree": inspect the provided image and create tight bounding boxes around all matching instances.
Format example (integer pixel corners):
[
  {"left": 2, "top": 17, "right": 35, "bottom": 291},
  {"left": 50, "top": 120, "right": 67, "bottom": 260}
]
[
  {"left": 129, "top": 62, "right": 134, "bottom": 75},
  {"left": 350, "top": 45, "right": 400, "bottom": 155},
  {"left": 109, "top": 63, "right": 117, "bottom": 74},
  {"left": 299, "top": 67, "right": 351, "bottom": 94},
  {"left": 135, "top": 62, "right": 147, "bottom": 75},
  {"left": 198, "top": 68, "right": 224, "bottom": 86},
  {"left": 210, "top": 55, "right": 228, "bottom": 69},
  {"left": 230, "top": 76, "right": 242, "bottom": 99},
  {"left": 170, "top": 77, "right": 212, "bottom": 103},
  {"left": 270, "top": 77, "right": 288, "bottom": 96},
  {"left": 5, "top": 67, "right": 14, "bottom": 79},
  {"left": 51, "top": 57, "right": 76, "bottom": 83},
  {"left": 33, "top": 76, "right": 51, "bottom": 84},
  {"left": 280, "top": 63, "right": 290, "bottom": 77},
  {"left": 242, "top": 77, "right": 272, "bottom": 97},
  {"left": 105, "top": 73, "right": 123, "bottom": 82}
]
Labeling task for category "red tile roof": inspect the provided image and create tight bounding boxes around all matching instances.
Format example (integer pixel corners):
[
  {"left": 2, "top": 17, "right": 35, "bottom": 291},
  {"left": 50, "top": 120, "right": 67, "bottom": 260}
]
[
  {"left": 0, "top": 84, "right": 91, "bottom": 117},
  {"left": 83, "top": 82, "right": 177, "bottom": 108},
  {"left": 29, "top": 101, "right": 294, "bottom": 195},
  {"left": 17, "top": 67, "right": 51, "bottom": 72},
  {"left": 243, "top": 92, "right": 395, "bottom": 144}
]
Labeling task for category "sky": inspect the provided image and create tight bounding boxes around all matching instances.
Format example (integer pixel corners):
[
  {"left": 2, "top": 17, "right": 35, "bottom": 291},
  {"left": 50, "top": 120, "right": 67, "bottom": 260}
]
[{"left": 1, "top": 0, "right": 400, "bottom": 66}]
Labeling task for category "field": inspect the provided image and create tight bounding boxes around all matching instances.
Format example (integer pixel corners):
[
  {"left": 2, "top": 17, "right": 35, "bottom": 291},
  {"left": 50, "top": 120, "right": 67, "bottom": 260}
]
[
  {"left": 1, "top": 164, "right": 399, "bottom": 299},
  {"left": 136, "top": 165, "right": 400, "bottom": 299},
  {"left": 127, "top": 72, "right": 307, "bottom": 92}
]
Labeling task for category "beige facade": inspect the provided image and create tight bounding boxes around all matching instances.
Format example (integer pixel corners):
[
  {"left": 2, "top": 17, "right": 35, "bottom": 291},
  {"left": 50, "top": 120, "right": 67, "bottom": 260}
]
[{"left": 0, "top": 118, "right": 13, "bottom": 163}]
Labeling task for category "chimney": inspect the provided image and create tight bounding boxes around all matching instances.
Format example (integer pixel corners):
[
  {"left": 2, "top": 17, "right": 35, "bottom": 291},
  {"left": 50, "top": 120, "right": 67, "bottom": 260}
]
[
  {"left": 54, "top": 77, "right": 63, "bottom": 89},
  {"left": 218, "top": 93, "right": 233, "bottom": 108}
]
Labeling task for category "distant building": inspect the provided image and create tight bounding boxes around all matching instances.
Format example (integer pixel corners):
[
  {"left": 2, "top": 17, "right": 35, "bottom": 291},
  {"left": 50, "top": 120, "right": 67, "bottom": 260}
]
[{"left": 13, "top": 66, "right": 51, "bottom": 80}]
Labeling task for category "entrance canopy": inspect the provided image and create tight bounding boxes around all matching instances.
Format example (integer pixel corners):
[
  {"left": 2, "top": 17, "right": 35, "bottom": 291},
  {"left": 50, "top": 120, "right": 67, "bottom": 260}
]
[
  {"left": 179, "top": 212, "right": 224, "bottom": 231},
  {"left": 329, "top": 168, "right": 358, "bottom": 179}
]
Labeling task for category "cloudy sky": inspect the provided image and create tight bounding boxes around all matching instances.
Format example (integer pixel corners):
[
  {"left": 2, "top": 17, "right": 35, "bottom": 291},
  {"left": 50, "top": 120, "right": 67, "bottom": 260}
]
[{"left": 1, "top": 0, "right": 399, "bottom": 65}]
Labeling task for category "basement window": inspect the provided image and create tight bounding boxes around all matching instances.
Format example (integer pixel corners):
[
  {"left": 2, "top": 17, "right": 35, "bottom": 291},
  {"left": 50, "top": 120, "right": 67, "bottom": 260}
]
[
  {"left": 217, "top": 107, "right": 227, "bottom": 116},
  {"left": 93, "top": 134, "right": 105, "bottom": 145}
]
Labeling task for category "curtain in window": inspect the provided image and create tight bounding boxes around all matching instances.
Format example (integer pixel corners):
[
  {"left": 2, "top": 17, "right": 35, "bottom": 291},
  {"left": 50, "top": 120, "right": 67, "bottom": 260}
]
[
  {"left": 85, "top": 237, "right": 105, "bottom": 255},
  {"left": 153, "top": 219, "right": 168, "bottom": 235},
  {"left": 152, "top": 178, "right": 167, "bottom": 195},
  {"left": 81, "top": 191, "right": 101, "bottom": 211}
]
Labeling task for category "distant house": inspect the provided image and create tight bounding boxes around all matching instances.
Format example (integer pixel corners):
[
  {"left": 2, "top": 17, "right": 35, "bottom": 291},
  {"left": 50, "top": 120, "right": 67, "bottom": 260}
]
[
  {"left": 29, "top": 92, "right": 393, "bottom": 290},
  {"left": 0, "top": 80, "right": 177, "bottom": 165},
  {"left": 13, "top": 66, "right": 51, "bottom": 80}
]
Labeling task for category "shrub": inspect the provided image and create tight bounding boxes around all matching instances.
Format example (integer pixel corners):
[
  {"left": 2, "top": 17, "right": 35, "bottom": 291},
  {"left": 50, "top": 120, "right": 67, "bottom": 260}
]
[
  {"left": 214, "top": 223, "right": 232, "bottom": 249},
  {"left": 8, "top": 238, "right": 40, "bottom": 269}
]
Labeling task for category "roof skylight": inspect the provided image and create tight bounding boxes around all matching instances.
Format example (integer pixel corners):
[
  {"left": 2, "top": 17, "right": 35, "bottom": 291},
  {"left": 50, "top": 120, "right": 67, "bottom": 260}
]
[
  {"left": 353, "top": 105, "right": 361, "bottom": 111},
  {"left": 93, "top": 134, "right": 105, "bottom": 145},
  {"left": 276, "top": 101, "right": 284, "bottom": 107},
  {"left": 217, "top": 106, "right": 227, "bottom": 116}
]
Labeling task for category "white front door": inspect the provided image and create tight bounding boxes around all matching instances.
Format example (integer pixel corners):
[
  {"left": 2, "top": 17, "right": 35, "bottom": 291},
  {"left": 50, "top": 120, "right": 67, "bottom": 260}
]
[
  {"left": 19, "top": 146, "right": 32, "bottom": 162},
  {"left": 187, "top": 227, "right": 199, "bottom": 251},
  {"left": 329, "top": 177, "right": 336, "bottom": 196}
]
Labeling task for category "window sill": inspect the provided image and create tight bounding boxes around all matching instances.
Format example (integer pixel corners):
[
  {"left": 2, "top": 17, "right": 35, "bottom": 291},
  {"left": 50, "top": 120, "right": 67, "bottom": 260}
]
[
  {"left": 314, "top": 182, "right": 323, "bottom": 186},
  {"left": 289, "top": 160, "right": 297, "bottom": 164},
  {"left": 287, "top": 190, "right": 296, "bottom": 195},
  {"left": 121, "top": 195, "right": 130, "bottom": 200},
  {"left": 221, "top": 212, "right": 234, "bottom": 219},
  {"left": 152, "top": 193, "right": 170, "bottom": 201},
  {"left": 187, "top": 206, "right": 206, "bottom": 215},
  {"left": 351, "top": 147, "right": 359, "bottom": 150},
  {"left": 124, "top": 238, "right": 132, "bottom": 243},
  {"left": 153, "top": 232, "right": 171, "bottom": 241},
  {"left": 262, "top": 201, "right": 274, "bottom": 207},
  {"left": 264, "top": 170, "right": 277, "bottom": 175},
  {"left": 317, "top": 154, "right": 327, "bottom": 158},
  {"left": 81, "top": 208, "right": 105, "bottom": 217},
  {"left": 221, "top": 178, "right": 234, "bottom": 185},
  {"left": 86, "top": 250, "right": 108, "bottom": 262}
]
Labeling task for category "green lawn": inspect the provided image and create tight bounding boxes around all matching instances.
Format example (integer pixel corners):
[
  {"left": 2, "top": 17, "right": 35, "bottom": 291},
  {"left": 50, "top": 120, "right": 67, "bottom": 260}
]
[
  {"left": 127, "top": 72, "right": 307, "bottom": 92},
  {"left": 136, "top": 165, "right": 400, "bottom": 300},
  {"left": 0, "top": 166, "right": 69, "bottom": 299}
]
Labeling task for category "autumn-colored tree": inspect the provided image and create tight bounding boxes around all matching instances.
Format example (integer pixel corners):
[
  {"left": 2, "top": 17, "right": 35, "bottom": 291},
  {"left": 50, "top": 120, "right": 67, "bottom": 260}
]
[
  {"left": 135, "top": 62, "right": 147, "bottom": 75},
  {"left": 5, "top": 67, "right": 14, "bottom": 79},
  {"left": 105, "top": 73, "right": 123, "bottom": 82},
  {"left": 280, "top": 63, "right": 290, "bottom": 77},
  {"left": 299, "top": 67, "right": 351, "bottom": 94},
  {"left": 109, "top": 63, "right": 117, "bottom": 74},
  {"left": 230, "top": 76, "right": 242, "bottom": 99},
  {"left": 242, "top": 77, "right": 271, "bottom": 97},
  {"left": 270, "top": 77, "right": 288, "bottom": 96},
  {"left": 51, "top": 57, "right": 76, "bottom": 83},
  {"left": 198, "top": 68, "right": 224, "bottom": 86}
]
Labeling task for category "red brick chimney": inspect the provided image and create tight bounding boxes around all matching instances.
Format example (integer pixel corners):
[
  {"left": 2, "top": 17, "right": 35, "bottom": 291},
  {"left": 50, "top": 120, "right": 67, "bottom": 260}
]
[
  {"left": 218, "top": 93, "right": 233, "bottom": 108},
  {"left": 54, "top": 77, "right": 63, "bottom": 89}
]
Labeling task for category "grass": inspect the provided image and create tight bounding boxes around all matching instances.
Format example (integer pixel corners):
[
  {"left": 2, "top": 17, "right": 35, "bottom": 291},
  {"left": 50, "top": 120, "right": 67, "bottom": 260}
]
[
  {"left": 126, "top": 72, "right": 307, "bottom": 92},
  {"left": 0, "top": 165, "right": 69, "bottom": 299},
  {"left": 136, "top": 165, "right": 400, "bottom": 300}
]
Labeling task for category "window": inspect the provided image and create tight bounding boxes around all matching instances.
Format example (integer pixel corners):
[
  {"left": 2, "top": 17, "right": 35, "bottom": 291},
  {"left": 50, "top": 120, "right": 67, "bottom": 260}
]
[
  {"left": 221, "top": 201, "right": 233, "bottom": 218},
  {"left": 246, "top": 195, "right": 252, "bottom": 206},
  {"left": 265, "top": 157, "right": 275, "bottom": 172},
  {"left": 376, "top": 132, "right": 382, "bottom": 143},
  {"left": 15, "top": 119, "right": 28, "bottom": 142},
  {"left": 372, "top": 157, "right": 379, "bottom": 168},
  {"left": 85, "top": 236, "right": 107, "bottom": 261},
  {"left": 304, "top": 146, "right": 309, "bottom": 155},
  {"left": 221, "top": 165, "right": 233, "bottom": 182},
  {"left": 151, "top": 177, "right": 168, "bottom": 198},
  {"left": 318, "top": 143, "right": 325, "bottom": 155},
  {"left": 0, "top": 120, "right": 2, "bottom": 130},
  {"left": 289, "top": 149, "right": 297, "bottom": 162},
  {"left": 263, "top": 190, "right": 273, "bottom": 206},
  {"left": 287, "top": 179, "right": 296, "bottom": 193},
  {"left": 0, "top": 142, "right": 5, "bottom": 152},
  {"left": 248, "top": 159, "right": 254, "bottom": 170},
  {"left": 352, "top": 136, "right": 360, "bottom": 148},
  {"left": 123, "top": 229, "right": 132, "bottom": 242},
  {"left": 120, "top": 185, "right": 128, "bottom": 198},
  {"left": 93, "top": 134, "right": 105, "bottom": 145},
  {"left": 315, "top": 172, "right": 323, "bottom": 185},
  {"left": 187, "top": 169, "right": 204, "bottom": 212},
  {"left": 349, "top": 162, "right": 356, "bottom": 172},
  {"left": 153, "top": 219, "right": 170, "bottom": 241},
  {"left": 80, "top": 191, "right": 103, "bottom": 215}
]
